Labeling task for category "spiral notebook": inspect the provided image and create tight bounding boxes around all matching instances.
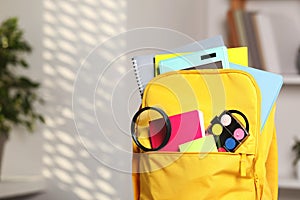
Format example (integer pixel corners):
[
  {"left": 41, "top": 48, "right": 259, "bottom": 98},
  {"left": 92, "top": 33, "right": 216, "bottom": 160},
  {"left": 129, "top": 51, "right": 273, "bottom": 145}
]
[{"left": 132, "top": 35, "right": 225, "bottom": 97}]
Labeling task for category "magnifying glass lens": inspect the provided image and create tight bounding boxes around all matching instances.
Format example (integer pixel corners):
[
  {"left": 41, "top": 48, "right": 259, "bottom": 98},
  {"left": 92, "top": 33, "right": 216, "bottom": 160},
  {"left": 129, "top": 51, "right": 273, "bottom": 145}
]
[
  {"left": 131, "top": 107, "right": 171, "bottom": 151},
  {"left": 149, "top": 118, "right": 168, "bottom": 149}
]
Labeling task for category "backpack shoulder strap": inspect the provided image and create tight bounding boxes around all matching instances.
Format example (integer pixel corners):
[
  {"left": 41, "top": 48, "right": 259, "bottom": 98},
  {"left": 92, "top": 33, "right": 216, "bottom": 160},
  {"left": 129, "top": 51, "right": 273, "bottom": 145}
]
[{"left": 255, "top": 105, "right": 278, "bottom": 199}]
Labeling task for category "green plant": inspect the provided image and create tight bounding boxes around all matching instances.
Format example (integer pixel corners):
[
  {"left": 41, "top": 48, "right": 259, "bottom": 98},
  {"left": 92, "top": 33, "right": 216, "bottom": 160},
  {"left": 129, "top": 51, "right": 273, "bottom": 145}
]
[
  {"left": 292, "top": 138, "right": 300, "bottom": 166},
  {"left": 0, "top": 17, "right": 44, "bottom": 137}
]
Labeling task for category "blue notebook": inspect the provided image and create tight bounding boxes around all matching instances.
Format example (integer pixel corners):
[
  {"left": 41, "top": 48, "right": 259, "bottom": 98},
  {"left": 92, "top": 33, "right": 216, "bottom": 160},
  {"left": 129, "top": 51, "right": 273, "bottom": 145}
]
[
  {"left": 229, "top": 63, "right": 283, "bottom": 130},
  {"left": 158, "top": 46, "right": 230, "bottom": 74}
]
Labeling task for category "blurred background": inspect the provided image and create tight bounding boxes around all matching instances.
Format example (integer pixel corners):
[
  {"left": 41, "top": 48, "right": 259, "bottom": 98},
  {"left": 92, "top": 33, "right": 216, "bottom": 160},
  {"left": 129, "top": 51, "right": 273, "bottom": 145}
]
[{"left": 0, "top": 0, "right": 299, "bottom": 200}]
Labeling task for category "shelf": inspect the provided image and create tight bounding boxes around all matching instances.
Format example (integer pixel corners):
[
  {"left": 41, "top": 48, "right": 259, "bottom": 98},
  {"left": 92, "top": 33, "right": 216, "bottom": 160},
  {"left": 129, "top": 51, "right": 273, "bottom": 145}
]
[
  {"left": 0, "top": 176, "right": 45, "bottom": 199},
  {"left": 279, "top": 178, "right": 300, "bottom": 189},
  {"left": 283, "top": 75, "right": 300, "bottom": 85}
]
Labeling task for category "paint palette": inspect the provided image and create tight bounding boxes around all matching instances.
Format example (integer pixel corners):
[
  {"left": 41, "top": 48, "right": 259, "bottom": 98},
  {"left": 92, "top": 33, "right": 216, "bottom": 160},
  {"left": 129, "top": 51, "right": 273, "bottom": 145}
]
[{"left": 206, "top": 110, "right": 249, "bottom": 152}]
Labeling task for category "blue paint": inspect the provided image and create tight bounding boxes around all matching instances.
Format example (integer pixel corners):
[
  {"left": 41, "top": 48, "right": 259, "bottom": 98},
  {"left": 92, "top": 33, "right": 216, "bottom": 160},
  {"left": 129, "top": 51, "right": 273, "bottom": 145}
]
[{"left": 225, "top": 138, "right": 236, "bottom": 150}]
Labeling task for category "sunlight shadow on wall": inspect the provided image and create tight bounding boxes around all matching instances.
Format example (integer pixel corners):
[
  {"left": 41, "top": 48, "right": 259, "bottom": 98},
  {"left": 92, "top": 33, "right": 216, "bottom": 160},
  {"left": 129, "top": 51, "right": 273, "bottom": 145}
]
[{"left": 41, "top": 0, "right": 130, "bottom": 199}]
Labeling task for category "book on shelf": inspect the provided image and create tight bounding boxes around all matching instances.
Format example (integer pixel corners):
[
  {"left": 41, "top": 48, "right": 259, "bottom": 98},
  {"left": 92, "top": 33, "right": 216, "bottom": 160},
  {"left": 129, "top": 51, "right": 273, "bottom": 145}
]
[
  {"left": 226, "top": 9, "right": 281, "bottom": 73},
  {"left": 254, "top": 12, "right": 281, "bottom": 74},
  {"left": 234, "top": 9, "right": 248, "bottom": 49},
  {"left": 244, "top": 11, "right": 264, "bottom": 70},
  {"left": 227, "top": 10, "right": 240, "bottom": 47}
]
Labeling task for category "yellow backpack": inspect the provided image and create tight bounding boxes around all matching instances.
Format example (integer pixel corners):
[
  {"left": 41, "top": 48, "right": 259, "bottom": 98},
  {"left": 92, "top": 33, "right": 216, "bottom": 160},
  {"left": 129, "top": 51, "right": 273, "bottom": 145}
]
[{"left": 132, "top": 51, "right": 278, "bottom": 200}]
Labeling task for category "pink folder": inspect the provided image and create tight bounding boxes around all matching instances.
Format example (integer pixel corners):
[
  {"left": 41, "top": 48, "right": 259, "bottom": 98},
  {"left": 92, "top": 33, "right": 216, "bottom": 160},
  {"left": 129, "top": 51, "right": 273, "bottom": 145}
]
[{"left": 149, "top": 110, "right": 205, "bottom": 151}]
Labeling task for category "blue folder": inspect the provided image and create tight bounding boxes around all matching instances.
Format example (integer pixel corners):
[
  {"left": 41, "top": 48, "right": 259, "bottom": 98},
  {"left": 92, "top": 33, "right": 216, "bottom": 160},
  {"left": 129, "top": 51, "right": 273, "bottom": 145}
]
[
  {"left": 158, "top": 46, "right": 229, "bottom": 74},
  {"left": 229, "top": 63, "right": 283, "bottom": 130}
]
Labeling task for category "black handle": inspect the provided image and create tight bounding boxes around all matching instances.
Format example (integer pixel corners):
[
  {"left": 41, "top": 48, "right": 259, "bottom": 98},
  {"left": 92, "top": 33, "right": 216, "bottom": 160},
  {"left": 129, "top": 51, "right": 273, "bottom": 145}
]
[{"left": 228, "top": 109, "right": 249, "bottom": 132}]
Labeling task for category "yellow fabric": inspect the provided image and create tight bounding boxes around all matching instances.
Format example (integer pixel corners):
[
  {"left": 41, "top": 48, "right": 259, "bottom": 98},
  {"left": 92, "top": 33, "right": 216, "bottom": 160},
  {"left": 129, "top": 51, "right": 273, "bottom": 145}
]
[
  {"left": 139, "top": 152, "right": 256, "bottom": 200},
  {"left": 132, "top": 47, "right": 278, "bottom": 200},
  {"left": 132, "top": 143, "right": 140, "bottom": 200},
  {"left": 255, "top": 105, "right": 278, "bottom": 199}
]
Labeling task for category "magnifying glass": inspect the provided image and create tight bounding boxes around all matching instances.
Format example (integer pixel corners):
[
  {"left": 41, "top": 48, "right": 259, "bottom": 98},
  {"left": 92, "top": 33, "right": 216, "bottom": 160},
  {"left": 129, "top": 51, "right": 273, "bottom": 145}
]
[{"left": 131, "top": 107, "right": 171, "bottom": 151}]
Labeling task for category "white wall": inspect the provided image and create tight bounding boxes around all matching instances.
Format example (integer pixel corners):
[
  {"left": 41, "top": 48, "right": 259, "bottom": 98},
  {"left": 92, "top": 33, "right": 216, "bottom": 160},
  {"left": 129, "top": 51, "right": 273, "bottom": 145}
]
[
  {"left": 0, "top": 0, "right": 44, "bottom": 178},
  {"left": 127, "top": 0, "right": 206, "bottom": 40},
  {"left": 36, "top": 0, "right": 129, "bottom": 199},
  {"left": 0, "top": 0, "right": 207, "bottom": 200}
]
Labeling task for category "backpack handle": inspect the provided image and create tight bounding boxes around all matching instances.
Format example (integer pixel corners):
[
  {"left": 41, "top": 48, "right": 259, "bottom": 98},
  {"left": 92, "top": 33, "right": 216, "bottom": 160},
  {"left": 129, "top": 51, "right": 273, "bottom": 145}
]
[{"left": 228, "top": 109, "right": 249, "bottom": 132}]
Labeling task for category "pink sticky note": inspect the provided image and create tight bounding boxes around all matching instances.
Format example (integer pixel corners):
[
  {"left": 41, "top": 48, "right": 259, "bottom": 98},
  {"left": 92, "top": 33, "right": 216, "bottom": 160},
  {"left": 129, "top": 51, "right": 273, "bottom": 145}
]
[{"left": 149, "top": 110, "right": 205, "bottom": 151}]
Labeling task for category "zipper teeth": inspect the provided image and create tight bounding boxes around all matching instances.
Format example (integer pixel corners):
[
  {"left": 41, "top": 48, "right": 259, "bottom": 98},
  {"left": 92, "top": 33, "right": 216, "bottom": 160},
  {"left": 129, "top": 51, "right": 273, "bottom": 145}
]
[
  {"left": 142, "top": 69, "right": 224, "bottom": 106},
  {"left": 144, "top": 152, "right": 255, "bottom": 156}
]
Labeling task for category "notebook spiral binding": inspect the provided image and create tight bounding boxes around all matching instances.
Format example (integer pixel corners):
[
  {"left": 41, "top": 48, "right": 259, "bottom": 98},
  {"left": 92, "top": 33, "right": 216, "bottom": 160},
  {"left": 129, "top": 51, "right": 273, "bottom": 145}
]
[{"left": 132, "top": 58, "right": 144, "bottom": 97}]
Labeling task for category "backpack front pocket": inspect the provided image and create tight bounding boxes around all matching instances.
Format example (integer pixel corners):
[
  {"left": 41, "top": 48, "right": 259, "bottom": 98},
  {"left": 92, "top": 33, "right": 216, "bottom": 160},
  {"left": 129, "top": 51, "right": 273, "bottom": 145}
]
[
  {"left": 139, "top": 152, "right": 256, "bottom": 200},
  {"left": 143, "top": 70, "right": 261, "bottom": 155}
]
